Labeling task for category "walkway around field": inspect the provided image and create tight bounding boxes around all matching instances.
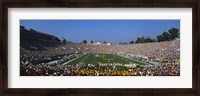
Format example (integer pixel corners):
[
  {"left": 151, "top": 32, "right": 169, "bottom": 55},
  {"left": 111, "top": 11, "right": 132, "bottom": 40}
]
[
  {"left": 62, "top": 53, "right": 87, "bottom": 65},
  {"left": 79, "top": 54, "right": 90, "bottom": 64}
]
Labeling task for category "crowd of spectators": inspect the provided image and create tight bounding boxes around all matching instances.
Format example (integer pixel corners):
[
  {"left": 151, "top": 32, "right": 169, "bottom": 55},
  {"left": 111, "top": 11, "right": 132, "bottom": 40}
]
[
  {"left": 20, "top": 38, "right": 180, "bottom": 76},
  {"left": 21, "top": 63, "right": 179, "bottom": 76}
]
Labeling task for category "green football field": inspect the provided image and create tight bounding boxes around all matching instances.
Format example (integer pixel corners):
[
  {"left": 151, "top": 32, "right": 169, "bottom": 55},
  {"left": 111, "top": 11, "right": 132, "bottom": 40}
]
[{"left": 66, "top": 53, "right": 151, "bottom": 67}]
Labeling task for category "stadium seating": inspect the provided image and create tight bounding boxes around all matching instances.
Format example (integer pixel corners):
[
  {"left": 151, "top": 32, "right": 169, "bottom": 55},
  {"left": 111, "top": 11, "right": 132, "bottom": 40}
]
[{"left": 20, "top": 26, "right": 180, "bottom": 76}]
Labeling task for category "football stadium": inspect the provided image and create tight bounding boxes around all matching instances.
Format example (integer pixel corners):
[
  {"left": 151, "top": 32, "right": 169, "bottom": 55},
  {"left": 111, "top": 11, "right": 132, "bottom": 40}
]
[{"left": 20, "top": 20, "right": 180, "bottom": 76}]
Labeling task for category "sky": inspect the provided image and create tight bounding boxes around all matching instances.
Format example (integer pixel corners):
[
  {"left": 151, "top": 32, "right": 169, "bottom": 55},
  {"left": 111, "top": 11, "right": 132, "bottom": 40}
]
[{"left": 20, "top": 20, "right": 180, "bottom": 44}]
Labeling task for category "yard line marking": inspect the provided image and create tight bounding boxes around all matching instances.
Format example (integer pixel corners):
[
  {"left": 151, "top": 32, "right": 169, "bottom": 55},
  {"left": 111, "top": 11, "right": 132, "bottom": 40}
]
[
  {"left": 79, "top": 54, "right": 90, "bottom": 64},
  {"left": 103, "top": 54, "right": 115, "bottom": 61},
  {"left": 62, "top": 53, "right": 87, "bottom": 65}
]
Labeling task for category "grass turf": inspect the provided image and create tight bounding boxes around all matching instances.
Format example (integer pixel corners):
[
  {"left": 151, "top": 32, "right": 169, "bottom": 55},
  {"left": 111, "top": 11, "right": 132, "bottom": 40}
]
[{"left": 67, "top": 53, "right": 150, "bottom": 67}]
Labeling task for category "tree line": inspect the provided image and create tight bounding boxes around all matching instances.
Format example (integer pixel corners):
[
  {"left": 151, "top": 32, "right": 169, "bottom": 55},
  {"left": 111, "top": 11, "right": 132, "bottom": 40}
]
[
  {"left": 82, "top": 40, "right": 108, "bottom": 44},
  {"left": 60, "top": 27, "right": 179, "bottom": 45},
  {"left": 120, "top": 27, "right": 179, "bottom": 44}
]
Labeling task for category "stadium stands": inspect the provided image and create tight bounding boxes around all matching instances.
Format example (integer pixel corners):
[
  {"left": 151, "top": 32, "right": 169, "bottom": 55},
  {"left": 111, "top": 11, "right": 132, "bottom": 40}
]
[
  {"left": 20, "top": 25, "right": 60, "bottom": 50},
  {"left": 20, "top": 26, "right": 180, "bottom": 76}
]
